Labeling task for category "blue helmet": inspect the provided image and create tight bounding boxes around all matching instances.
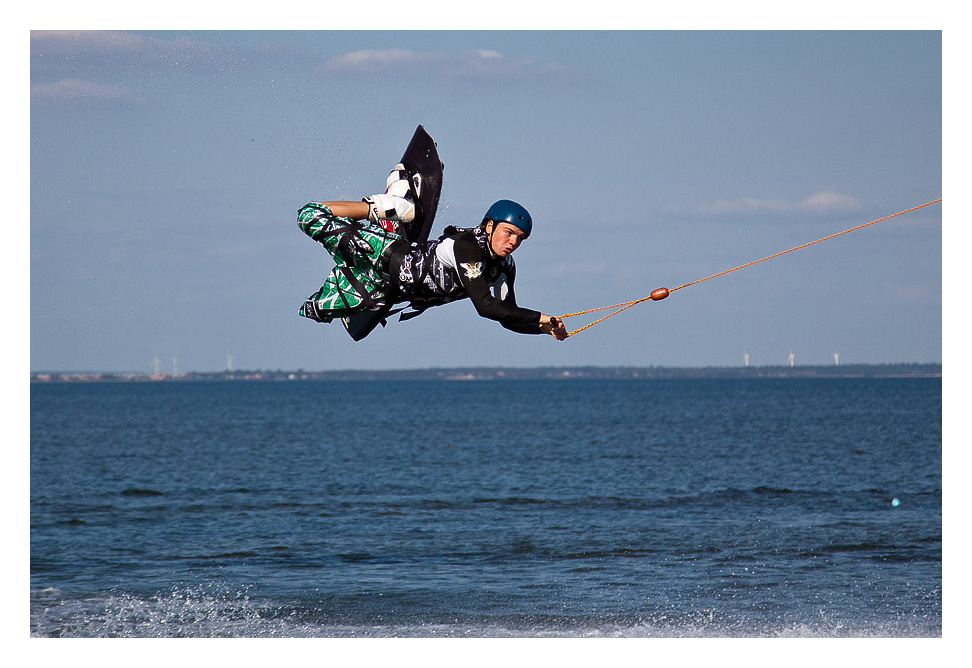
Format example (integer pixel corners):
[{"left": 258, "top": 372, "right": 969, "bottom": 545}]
[{"left": 483, "top": 199, "right": 532, "bottom": 238}]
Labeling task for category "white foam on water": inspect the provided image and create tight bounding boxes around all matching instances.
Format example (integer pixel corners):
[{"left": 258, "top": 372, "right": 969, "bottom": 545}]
[{"left": 30, "top": 585, "right": 939, "bottom": 639}]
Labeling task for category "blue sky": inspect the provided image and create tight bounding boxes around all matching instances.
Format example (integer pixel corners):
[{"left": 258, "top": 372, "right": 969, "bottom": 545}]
[{"left": 29, "top": 28, "right": 943, "bottom": 373}]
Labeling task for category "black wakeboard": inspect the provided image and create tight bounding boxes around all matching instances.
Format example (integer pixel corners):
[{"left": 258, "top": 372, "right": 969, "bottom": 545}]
[{"left": 342, "top": 125, "right": 444, "bottom": 341}]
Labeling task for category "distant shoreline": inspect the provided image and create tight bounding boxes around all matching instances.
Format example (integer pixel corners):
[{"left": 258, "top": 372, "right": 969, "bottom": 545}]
[{"left": 30, "top": 363, "right": 942, "bottom": 383}]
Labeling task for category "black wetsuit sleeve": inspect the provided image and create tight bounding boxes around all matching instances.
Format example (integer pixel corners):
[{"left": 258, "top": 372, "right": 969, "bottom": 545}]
[{"left": 452, "top": 234, "right": 542, "bottom": 334}]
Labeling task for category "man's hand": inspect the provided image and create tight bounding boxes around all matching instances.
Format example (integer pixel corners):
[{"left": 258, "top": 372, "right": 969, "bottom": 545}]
[{"left": 540, "top": 315, "right": 568, "bottom": 341}]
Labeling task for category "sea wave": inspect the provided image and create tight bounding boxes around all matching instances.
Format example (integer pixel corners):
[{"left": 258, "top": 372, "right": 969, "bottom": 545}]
[{"left": 30, "top": 585, "right": 940, "bottom": 638}]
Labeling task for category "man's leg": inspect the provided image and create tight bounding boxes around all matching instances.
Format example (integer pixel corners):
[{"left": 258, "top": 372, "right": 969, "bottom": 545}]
[
  {"left": 298, "top": 203, "right": 402, "bottom": 264},
  {"left": 298, "top": 263, "right": 390, "bottom": 323},
  {"left": 297, "top": 209, "right": 399, "bottom": 323}
]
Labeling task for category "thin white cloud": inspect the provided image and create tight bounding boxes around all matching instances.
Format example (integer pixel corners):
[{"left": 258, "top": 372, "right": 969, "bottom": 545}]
[
  {"left": 30, "top": 31, "right": 241, "bottom": 109},
  {"left": 30, "top": 78, "right": 145, "bottom": 107},
  {"left": 696, "top": 191, "right": 861, "bottom": 216},
  {"left": 321, "top": 48, "right": 573, "bottom": 79},
  {"left": 323, "top": 48, "right": 436, "bottom": 71},
  {"left": 31, "top": 30, "right": 150, "bottom": 54},
  {"left": 30, "top": 30, "right": 238, "bottom": 76},
  {"left": 797, "top": 190, "right": 861, "bottom": 213}
]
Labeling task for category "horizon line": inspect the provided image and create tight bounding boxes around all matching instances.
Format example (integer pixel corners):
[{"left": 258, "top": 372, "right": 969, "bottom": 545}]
[{"left": 30, "top": 361, "right": 943, "bottom": 377}]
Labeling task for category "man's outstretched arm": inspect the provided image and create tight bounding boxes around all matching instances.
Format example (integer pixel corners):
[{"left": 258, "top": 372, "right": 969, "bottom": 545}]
[{"left": 311, "top": 201, "right": 369, "bottom": 220}]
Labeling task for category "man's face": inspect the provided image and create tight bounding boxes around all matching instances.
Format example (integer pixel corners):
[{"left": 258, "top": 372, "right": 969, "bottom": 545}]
[{"left": 487, "top": 221, "right": 528, "bottom": 257}]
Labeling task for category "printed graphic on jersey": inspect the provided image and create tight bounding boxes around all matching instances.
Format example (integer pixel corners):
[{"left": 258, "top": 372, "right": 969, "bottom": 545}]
[{"left": 461, "top": 262, "right": 483, "bottom": 280}]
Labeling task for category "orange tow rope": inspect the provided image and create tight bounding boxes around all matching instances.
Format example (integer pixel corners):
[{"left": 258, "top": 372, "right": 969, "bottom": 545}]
[{"left": 558, "top": 198, "right": 942, "bottom": 338}]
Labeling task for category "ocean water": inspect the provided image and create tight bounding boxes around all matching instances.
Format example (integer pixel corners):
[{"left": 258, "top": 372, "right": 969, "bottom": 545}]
[{"left": 29, "top": 377, "right": 942, "bottom": 638}]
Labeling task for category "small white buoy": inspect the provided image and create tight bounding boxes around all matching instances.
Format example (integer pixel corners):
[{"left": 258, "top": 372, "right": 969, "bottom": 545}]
[{"left": 891, "top": 498, "right": 901, "bottom": 507}]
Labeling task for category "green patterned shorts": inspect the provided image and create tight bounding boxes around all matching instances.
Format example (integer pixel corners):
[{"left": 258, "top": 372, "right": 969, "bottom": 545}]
[{"left": 297, "top": 203, "right": 402, "bottom": 322}]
